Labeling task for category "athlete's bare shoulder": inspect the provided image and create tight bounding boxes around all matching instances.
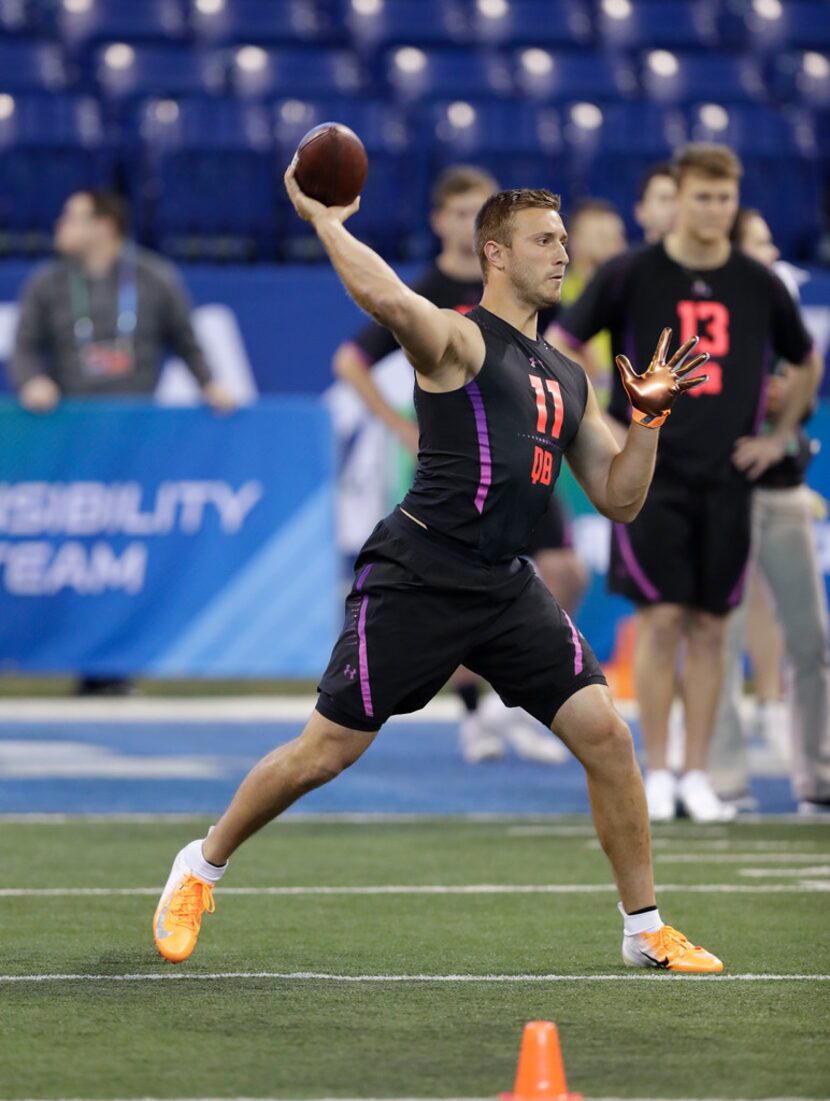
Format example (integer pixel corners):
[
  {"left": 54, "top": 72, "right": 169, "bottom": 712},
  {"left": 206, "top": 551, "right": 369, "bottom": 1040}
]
[{"left": 413, "top": 308, "right": 486, "bottom": 393}]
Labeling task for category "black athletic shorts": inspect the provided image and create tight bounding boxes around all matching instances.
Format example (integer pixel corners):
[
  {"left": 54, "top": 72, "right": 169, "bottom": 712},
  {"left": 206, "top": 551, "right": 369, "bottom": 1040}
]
[
  {"left": 608, "top": 474, "right": 751, "bottom": 616},
  {"left": 525, "top": 495, "right": 573, "bottom": 556},
  {"left": 317, "top": 509, "right": 606, "bottom": 732}
]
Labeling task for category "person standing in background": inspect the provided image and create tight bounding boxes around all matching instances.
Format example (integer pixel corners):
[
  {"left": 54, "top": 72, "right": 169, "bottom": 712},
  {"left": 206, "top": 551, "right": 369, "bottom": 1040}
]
[
  {"left": 332, "top": 166, "right": 587, "bottom": 764},
  {"left": 550, "top": 144, "right": 822, "bottom": 822},
  {"left": 709, "top": 207, "right": 830, "bottom": 815},
  {"left": 633, "top": 163, "right": 678, "bottom": 246},
  {"left": 12, "top": 189, "right": 234, "bottom": 414},
  {"left": 545, "top": 199, "right": 627, "bottom": 405},
  {"left": 10, "top": 189, "right": 235, "bottom": 694}
]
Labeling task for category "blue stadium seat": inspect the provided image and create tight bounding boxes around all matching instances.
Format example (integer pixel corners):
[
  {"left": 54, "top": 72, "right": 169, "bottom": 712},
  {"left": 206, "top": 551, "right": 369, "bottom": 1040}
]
[
  {"left": 385, "top": 45, "right": 512, "bottom": 101},
  {"left": 739, "top": 0, "right": 830, "bottom": 53},
  {"left": 597, "top": 0, "right": 718, "bottom": 51},
  {"left": 559, "top": 101, "right": 686, "bottom": 223},
  {"left": 0, "top": 93, "right": 114, "bottom": 244},
  {"left": 639, "top": 50, "right": 765, "bottom": 104},
  {"left": 512, "top": 48, "right": 634, "bottom": 102},
  {"left": 0, "top": 0, "right": 37, "bottom": 34},
  {"left": 686, "top": 101, "right": 802, "bottom": 156},
  {"left": 95, "top": 44, "right": 223, "bottom": 101},
  {"left": 345, "top": 0, "right": 468, "bottom": 51},
  {"left": 58, "top": 0, "right": 187, "bottom": 48},
  {"left": 412, "top": 100, "right": 564, "bottom": 232},
  {"left": 190, "top": 0, "right": 334, "bottom": 46},
  {"left": 469, "top": 0, "right": 592, "bottom": 49},
  {"left": 228, "top": 46, "right": 364, "bottom": 100},
  {"left": 774, "top": 51, "right": 830, "bottom": 109},
  {"left": 0, "top": 40, "right": 67, "bottom": 91},
  {"left": 133, "top": 97, "right": 278, "bottom": 259}
]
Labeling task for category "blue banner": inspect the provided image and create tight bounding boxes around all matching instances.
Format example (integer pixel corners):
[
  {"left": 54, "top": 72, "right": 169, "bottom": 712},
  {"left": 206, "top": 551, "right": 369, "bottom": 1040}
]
[{"left": 0, "top": 400, "right": 338, "bottom": 676}]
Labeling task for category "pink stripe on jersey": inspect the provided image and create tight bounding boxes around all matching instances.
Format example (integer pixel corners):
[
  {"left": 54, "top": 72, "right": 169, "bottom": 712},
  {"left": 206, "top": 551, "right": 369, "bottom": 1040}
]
[{"left": 465, "top": 380, "right": 491, "bottom": 515}]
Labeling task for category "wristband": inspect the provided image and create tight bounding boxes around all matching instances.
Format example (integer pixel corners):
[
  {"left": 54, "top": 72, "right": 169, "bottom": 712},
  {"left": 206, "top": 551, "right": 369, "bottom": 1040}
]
[{"left": 631, "top": 407, "right": 668, "bottom": 429}]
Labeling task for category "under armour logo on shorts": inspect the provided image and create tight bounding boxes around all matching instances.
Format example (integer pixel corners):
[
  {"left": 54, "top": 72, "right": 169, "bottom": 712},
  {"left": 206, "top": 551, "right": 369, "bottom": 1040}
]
[{"left": 343, "top": 664, "right": 357, "bottom": 680}]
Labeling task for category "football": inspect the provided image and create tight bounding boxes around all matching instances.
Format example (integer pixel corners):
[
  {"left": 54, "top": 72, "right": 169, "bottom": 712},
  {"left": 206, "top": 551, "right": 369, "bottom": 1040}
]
[{"left": 293, "top": 122, "right": 368, "bottom": 208}]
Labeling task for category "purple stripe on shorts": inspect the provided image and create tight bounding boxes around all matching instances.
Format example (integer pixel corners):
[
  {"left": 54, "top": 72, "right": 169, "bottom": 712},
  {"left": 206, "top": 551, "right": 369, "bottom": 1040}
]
[
  {"left": 614, "top": 522, "right": 661, "bottom": 602},
  {"left": 357, "top": 595, "right": 373, "bottom": 718},
  {"left": 465, "top": 380, "right": 491, "bottom": 514},
  {"left": 355, "top": 563, "right": 373, "bottom": 717},
  {"left": 727, "top": 559, "right": 749, "bottom": 609},
  {"left": 562, "top": 608, "right": 583, "bottom": 676}
]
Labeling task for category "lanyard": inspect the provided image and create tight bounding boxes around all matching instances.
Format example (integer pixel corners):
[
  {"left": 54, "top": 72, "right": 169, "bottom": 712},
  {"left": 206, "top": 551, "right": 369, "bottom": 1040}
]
[{"left": 68, "top": 245, "right": 138, "bottom": 345}]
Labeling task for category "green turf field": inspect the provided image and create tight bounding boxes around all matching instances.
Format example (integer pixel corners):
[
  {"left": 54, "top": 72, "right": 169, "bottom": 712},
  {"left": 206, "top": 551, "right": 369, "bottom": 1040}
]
[{"left": 1, "top": 817, "right": 828, "bottom": 1100}]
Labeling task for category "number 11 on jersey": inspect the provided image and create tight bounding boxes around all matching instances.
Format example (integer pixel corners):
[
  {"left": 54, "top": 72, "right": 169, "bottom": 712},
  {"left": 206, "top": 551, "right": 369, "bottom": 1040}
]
[{"left": 529, "top": 375, "right": 564, "bottom": 439}]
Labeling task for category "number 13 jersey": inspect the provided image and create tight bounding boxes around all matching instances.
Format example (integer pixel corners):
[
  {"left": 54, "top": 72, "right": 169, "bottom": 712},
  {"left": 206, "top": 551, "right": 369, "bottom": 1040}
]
[{"left": 400, "top": 305, "right": 588, "bottom": 565}]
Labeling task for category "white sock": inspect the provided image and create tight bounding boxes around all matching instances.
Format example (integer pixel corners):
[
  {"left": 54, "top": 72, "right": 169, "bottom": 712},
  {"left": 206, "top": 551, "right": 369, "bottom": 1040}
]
[
  {"left": 182, "top": 837, "right": 227, "bottom": 883},
  {"left": 618, "top": 901, "right": 662, "bottom": 936}
]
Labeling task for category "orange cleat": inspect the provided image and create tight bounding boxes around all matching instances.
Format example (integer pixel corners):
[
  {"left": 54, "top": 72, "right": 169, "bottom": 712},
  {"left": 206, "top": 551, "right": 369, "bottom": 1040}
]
[
  {"left": 622, "top": 923, "right": 724, "bottom": 973},
  {"left": 153, "top": 850, "right": 215, "bottom": 964}
]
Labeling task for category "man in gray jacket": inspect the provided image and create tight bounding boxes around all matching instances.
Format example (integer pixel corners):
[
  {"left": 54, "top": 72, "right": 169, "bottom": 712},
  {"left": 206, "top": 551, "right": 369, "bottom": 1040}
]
[{"left": 11, "top": 189, "right": 234, "bottom": 413}]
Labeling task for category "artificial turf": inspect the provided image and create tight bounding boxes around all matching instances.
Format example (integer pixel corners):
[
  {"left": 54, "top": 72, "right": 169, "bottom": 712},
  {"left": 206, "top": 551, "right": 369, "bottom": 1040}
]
[{"left": 0, "top": 817, "right": 828, "bottom": 1099}]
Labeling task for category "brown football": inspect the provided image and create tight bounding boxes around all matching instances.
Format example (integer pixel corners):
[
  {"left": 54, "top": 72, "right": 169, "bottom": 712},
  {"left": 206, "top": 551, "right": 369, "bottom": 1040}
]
[{"left": 293, "top": 122, "right": 368, "bottom": 208}]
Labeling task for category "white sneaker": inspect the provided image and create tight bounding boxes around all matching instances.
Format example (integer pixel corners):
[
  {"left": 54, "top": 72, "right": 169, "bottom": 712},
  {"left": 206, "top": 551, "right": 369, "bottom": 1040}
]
[
  {"left": 505, "top": 717, "right": 569, "bottom": 764},
  {"left": 459, "top": 713, "right": 505, "bottom": 763},
  {"left": 479, "top": 692, "right": 568, "bottom": 765},
  {"left": 645, "top": 769, "right": 677, "bottom": 822},
  {"left": 756, "top": 700, "right": 792, "bottom": 765},
  {"left": 797, "top": 799, "right": 830, "bottom": 818},
  {"left": 678, "top": 770, "right": 737, "bottom": 823}
]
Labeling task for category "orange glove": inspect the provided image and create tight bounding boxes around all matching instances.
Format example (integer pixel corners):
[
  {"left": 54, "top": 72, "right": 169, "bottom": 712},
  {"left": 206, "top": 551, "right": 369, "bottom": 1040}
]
[{"left": 615, "top": 327, "right": 709, "bottom": 429}]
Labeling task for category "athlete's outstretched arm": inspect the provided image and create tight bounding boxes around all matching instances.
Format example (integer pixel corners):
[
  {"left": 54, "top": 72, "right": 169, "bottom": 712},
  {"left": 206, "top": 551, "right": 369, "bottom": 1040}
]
[
  {"left": 285, "top": 164, "right": 475, "bottom": 380},
  {"left": 565, "top": 329, "right": 708, "bottom": 522}
]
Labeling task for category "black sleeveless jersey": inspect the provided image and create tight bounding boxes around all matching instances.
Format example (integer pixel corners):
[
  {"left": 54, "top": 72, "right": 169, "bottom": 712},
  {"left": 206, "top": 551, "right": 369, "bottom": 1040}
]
[{"left": 400, "top": 305, "right": 588, "bottom": 564}]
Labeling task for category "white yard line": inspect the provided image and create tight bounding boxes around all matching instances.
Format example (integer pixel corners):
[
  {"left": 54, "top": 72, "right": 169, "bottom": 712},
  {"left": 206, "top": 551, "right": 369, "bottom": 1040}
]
[
  {"left": 740, "top": 866, "right": 830, "bottom": 877},
  {"left": 655, "top": 853, "right": 828, "bottom": 863},
  {"left": 1, "top": 882, "right": 829, "bottom": 898},
  {"left": 1, "top": 971, "right": 827, "bottom": 985}
]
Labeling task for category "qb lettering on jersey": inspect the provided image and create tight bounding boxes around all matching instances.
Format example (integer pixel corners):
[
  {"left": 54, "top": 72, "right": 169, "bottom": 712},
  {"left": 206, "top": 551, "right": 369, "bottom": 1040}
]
[{"left": 531, "top": 446, "right": 553, "bottom": 486}]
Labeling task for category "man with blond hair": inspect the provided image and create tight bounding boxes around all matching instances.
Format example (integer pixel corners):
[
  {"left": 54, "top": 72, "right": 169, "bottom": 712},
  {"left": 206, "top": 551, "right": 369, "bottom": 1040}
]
[
  {"left": 552, "top": 144, "right": 822, "bottom": 822},
  {"left": 153, "top": 171, "right": 724, "bottom": 975}
]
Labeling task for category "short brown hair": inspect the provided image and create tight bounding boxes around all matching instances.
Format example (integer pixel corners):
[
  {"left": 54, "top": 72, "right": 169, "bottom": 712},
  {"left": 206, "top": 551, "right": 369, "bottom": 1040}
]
[
  {"left": 638, "top": 160, "right": 675, "bottom": 200},
  {"left": 77, "top": 189, "right": 129, "bottom": 237},
  {"left": 673, "top": 143, "right": 743, "bottom": 183},
  {"left": 431, "top": 165, "right": 499, "bottom": 211},
  {"left": 730, "top": 206, "right": 762, "bottom": 246},
  {"left": 475, "top": 188, "right": 561, "bottom": 279}
]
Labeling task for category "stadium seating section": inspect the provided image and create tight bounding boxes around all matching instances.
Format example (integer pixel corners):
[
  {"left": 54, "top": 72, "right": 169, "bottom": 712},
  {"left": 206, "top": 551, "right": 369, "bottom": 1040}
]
[{"left": 0, "top": 0, "right": 827, "bottom": 261}]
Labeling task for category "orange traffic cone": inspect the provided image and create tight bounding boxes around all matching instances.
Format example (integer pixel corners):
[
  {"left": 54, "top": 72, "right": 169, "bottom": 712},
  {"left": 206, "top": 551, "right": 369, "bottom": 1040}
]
[{"left": 500, "top": 1021, "right": 582, "bottom": 1101}]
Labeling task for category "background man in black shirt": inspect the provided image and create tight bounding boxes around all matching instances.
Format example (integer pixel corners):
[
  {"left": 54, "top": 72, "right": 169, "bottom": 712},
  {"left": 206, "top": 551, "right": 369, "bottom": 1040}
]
[
  {"left": 552, "top": 144, "right": 822, "bottom": 823},
  {"left": 332, "top": 166, "right": 586, "bottom": 765}
]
